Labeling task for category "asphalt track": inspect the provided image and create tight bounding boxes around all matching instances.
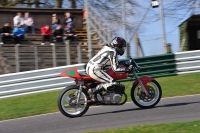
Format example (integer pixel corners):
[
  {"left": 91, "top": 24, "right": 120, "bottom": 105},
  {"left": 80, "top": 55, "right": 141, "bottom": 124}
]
[{"left": 1, "top": 95, "right": 200, "bottom": 133}]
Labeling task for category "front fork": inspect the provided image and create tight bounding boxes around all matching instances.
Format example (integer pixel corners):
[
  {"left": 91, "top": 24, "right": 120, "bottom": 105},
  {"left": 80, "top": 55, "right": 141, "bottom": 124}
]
[
  {"left": 76, "top": 80, "right": 84, "bottom": 106},
  {"left": 133, "top": 70, "right": 149, "bottom": 96}
]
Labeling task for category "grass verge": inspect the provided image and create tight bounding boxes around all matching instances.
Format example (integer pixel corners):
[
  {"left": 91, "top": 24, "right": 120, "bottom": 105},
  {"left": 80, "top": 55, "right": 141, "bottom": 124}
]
[
  {"left": 0, "top": 73, "right": 200, "bottom": 121},
  {"left": 86, "top": 120, "right": 200, "bottom": 133}
]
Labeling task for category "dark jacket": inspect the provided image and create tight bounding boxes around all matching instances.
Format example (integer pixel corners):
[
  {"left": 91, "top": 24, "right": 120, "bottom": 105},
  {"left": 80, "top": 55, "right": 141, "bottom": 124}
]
[
  {"left": 1, "top": 26, "right": 12, "bottom": 33},
  {"left": 64, "top": 21, "right": 75, "bottom": 34},
  {"left": 63, "top": 17, "right": 73, "bottom": 26},
  {"left": 54, "top": 28, "right": 63, "bottom": 37}
]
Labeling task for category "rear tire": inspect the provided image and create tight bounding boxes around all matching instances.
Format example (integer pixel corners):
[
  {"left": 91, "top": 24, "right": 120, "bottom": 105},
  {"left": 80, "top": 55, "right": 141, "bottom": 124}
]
[
  {"left": 131, "top": 80, "right": 162, "bottom": 109},
  {"left": 58, "top": 85, "right": 89, "bottom": 118}
]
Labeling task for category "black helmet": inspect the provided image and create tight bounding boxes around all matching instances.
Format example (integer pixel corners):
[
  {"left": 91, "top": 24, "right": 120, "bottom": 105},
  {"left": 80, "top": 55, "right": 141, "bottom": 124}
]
[{"left": 110, "top": 37, "right": 126, "bottom": 56}]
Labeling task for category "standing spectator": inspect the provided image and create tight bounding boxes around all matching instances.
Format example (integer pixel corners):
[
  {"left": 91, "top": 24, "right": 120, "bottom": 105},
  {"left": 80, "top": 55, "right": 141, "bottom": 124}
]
[
  {"left": 24, "top": 12, "right": 35, "bottom": 34},
  {"left": 53, "top": 24, "right": 64, "bottom": 42},
  {"left": 52, "top": 13, "right": 60, "bottom": 30},
  {"left": 13, "top": 12, "right": 24, "bottom": 27},
  {"left": 41, "top": 24, "right": 54, "bottom": 45},
  {"left": 0, "top": 22, "right": 13, "bottom": 45},
  {"left": 13, "top": 23, "right": 25, "bottom": 45}
]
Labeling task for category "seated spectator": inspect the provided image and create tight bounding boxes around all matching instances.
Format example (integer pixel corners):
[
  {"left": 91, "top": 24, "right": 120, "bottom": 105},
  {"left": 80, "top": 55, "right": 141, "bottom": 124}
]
[
  {"left": 24, "top": 12, "right": 35, "bottom": 34},
  {"left": 13, "top": 12, "right": 24, "bottom": 28},
  {"left": 13, "top": 23, "right": 25, "bottom": 45},
  {"left": 64, "top": 20, "right": 76, "bottom": 41},
  {"left": 52, "top": 13, "right": 60, "bottom": 30},
  {"left": 63, "top": 12, "right": 73, "bottom": 27},
  {"left": 0, "top": 22, "right": 13, "bottom": 45},
  {"left": 53, "top": 24, "right": 64, "bottom": 42},
  {"left": 41, "top": 24, "right": 54, "bottom": 45}
]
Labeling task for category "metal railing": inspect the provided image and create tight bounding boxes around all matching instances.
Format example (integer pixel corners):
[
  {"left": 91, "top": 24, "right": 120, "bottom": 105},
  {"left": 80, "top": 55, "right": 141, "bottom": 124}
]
[
  {"left": 0, "top": 41, "right": 100, "bottom": 74},
  {"left": 175, "top": 50, "right": 200, "bottom": 74},
  {"left": 1, "top": 50, "right": 200, "bottom": 99},
  {"left": 0, "top": 63, "right": 85, "bottom": 99},
  {"left": 88, "top": 6, "right": 112, "bottom": 44}
]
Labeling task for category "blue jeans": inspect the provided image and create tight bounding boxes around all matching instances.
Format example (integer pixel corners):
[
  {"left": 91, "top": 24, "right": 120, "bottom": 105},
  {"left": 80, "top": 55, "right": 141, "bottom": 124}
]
[{"left": 24, "top": 24, "right": 35, "bottom": 33}]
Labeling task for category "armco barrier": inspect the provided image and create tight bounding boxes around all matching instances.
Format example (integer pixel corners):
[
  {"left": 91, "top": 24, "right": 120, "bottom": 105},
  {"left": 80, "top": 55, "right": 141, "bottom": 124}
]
[
  {"left": 0, "top": 63, "right": 86, "bottom": 99},
  {"left": 175, "top": 50, "right": 200, "bottom": 74},
  {"left": 130, "top": 53, "right": 176, "bottom": 78},
  {"left": 1, "top": 50, "right": 200, "bottom": 99}
]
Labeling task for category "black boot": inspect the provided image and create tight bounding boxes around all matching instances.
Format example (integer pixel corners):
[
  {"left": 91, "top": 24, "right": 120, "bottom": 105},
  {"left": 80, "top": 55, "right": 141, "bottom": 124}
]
[{"left": 88, "top": 87, "right": 104, "bottom": 102}]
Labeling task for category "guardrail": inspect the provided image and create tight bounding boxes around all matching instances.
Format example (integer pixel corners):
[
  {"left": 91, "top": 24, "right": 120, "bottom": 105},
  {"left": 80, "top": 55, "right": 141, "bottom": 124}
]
[
  {"left": 175, "top": 50, "right": 200, "bottom": 74},
  {"left": 0, "top": 64, "right": 85, "bottom": 99},
  {"left": 1, "top": 50, "right": 200, "bottom": 99}
]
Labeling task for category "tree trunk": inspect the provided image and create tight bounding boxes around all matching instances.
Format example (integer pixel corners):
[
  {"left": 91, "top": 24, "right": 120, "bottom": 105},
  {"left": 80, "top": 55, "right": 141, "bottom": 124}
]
[
  {"left": 34, "top": 0, "right": 40, "bottom": 8},
  {"left": 69, "top": 0, "right": 76, "bottom": 8},
  {"left": 55, "top": 0, "right": 63, "bottom": 8},
  {"left": 27, "top": 0, "right": 32, "bottom": 8}
]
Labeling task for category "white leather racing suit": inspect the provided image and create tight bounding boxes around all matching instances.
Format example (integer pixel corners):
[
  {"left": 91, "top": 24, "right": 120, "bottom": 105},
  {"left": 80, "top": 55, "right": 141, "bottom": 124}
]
[{"left": 86, "top": 45, "right": 126, "bottom": 91}]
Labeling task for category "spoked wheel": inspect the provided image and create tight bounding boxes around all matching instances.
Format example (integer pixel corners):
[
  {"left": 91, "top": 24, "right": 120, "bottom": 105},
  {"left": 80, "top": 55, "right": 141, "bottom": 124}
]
[
  {"left": 58, "top": 86, "right": 89, "bottom": 118},
  {"left": 131, "top": 80, "right": 162, "bottom": 109}
]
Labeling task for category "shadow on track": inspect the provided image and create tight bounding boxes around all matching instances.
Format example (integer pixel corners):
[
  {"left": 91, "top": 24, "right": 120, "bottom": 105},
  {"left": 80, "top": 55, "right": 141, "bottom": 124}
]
[
  {"left": 82, "top": 101, "right": 200, "bottom": 117},
  {"left": 83, "top": 108, "right": 142, "bottom": 117},
  {"left": 157, "top": 101, "right": 200, "bottom": 108}
]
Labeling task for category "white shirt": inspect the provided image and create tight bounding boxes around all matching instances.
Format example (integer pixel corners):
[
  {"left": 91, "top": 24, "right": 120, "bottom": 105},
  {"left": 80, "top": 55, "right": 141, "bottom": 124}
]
[{"left": 13, "top": 16, "right": 24, "bottom": 26}]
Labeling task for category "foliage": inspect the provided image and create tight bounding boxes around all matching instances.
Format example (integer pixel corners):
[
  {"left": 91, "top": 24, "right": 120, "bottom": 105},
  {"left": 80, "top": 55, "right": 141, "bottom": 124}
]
[{"left": 0, "top": 0, "right": 61, "bottom": 8}]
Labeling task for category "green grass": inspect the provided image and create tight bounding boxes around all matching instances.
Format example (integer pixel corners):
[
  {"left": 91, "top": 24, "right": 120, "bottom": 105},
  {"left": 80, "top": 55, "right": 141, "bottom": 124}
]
[
  {"left": 86, "top": 120, "right": 200, "bottom": 133},
  {"left": 0, "top": 72, "right": 200, "bottom": 121}
]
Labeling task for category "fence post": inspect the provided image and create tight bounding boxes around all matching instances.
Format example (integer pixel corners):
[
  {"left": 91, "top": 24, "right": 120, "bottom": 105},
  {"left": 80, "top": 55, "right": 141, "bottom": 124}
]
[
  {"left": 34, "top": 46, "right": 38, "bottom": 70},
  {"left": 65, "top": 40, "right": 71, "bottom": 65},
  {"left": 15, "top": 44, "right": 20, "bottom": 72},
  {"left": 77, "top": 43, "right": 82, "bottom": 63},
  {"left": 52, "top": 45, "right": 57, "bottom": 67}
]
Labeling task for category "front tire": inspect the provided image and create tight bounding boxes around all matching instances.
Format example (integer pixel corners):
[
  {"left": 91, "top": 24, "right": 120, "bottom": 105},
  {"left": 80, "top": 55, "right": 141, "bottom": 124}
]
[
  {"left": 58, "top": 85, "right": 89, "bottom": 118},
  {"left": 131, "top": 80, "right": 162, "bottom": 109}
]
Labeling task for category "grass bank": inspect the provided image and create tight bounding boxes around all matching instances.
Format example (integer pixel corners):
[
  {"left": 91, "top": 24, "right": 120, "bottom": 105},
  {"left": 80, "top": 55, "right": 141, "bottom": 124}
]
[
  {"left": 86, "top": 120, "right": 200, "bottom": 133},
  {"left": 0, "top": 73, "right": 200, "bottom": 121}
]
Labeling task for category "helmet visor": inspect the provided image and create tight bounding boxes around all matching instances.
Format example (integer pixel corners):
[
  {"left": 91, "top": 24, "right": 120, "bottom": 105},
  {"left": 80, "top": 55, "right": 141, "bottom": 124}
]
[{"left": 116, "top": 46, "right": 126, "bottom": 56}]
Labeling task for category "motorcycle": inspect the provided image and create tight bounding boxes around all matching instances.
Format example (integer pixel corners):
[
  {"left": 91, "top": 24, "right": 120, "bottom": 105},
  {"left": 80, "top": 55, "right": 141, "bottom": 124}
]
[{"left": 58, "top": 58, "right": 162, "bottom": 118}]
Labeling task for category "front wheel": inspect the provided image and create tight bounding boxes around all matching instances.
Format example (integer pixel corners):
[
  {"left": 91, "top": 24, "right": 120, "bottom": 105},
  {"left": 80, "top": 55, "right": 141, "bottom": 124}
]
[
  {"left": 58, "top": 85, "right": 89, "bottom": 118},
  {"left": 131, "top": 80, "right": 162, "bottom": 109}
]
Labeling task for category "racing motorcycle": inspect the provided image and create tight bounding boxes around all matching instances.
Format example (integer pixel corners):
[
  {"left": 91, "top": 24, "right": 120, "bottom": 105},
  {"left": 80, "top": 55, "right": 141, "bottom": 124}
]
[{"left": 58, "top": 58, "right": 162, "bottom": 118}]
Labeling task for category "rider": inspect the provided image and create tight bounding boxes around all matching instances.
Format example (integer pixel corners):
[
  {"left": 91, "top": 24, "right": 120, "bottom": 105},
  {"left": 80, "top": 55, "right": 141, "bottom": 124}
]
[{"left": 86, "top": 37, "right": 131, "bottom": 101}]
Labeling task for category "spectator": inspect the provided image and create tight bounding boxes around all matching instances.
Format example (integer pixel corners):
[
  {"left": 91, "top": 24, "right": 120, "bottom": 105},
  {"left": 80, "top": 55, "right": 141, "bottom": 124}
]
[
  {"left": 0, "top": 22, "right": 13, "bottom": 45},
  {"left": 63, "top": 12, "right": 73, "bottom": 27},
  {"left": 64, "top": 19, "right": 76, "bottom": 41},
  {"left": 13, "top": 23, "right": 25, "bottom": 45},
  {"left": 53, "top": 24, "right": 64, "bottom": 42},
  {"left": 13, "top": 12, "right": 24, "bottom": 27},
  {"left": 41, "top": 24, "right": 54, "bottom": 45},
  {"left": 24, "top": 12, "right": 35, "bottom": 34},
  {"left": 52, "top": 13, "right": 60, "bottom": 30}
]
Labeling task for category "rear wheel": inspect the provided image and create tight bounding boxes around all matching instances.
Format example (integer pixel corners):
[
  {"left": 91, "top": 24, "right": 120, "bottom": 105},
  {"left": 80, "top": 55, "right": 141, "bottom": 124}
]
[
  {"left": 131, "top": 80, "right": 162, "bottom": 109},
  {"left": 58, "top": 86, "right": 89, "bottom": 118}
]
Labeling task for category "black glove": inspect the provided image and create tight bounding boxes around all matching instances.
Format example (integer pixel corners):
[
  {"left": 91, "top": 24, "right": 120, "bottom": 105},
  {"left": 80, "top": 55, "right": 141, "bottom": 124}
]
[{"left": 125, "top": 65, "right": 133, "bottom": 73}]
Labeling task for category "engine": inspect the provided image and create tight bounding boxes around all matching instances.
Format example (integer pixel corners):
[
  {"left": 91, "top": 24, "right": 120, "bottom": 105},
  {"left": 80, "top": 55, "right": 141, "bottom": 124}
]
[{"left": 103, "top": 84, "right": 125, "bottom": 104}]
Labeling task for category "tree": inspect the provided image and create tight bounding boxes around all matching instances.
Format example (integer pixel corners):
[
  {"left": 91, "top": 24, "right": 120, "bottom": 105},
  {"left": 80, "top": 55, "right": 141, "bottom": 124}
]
[
  {"left": 54, "top": 0, "right": 63, "bottom": 8},
  {"left": 0, "top": 0, "right": 26, "bottom": 7},
  {"left": 0, "top": 0, "right": 55, "bottom": 8}
]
